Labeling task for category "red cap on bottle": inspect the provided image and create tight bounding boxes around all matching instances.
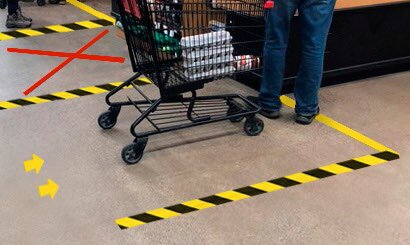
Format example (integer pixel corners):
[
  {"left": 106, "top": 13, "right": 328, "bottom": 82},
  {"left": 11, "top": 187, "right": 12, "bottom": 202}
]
[{"left": 264, "top": 0, "right": 274, "bottom": 9}]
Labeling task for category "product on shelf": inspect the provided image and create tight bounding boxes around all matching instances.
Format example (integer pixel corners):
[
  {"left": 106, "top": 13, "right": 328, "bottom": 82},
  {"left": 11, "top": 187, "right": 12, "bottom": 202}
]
[{"left": 211, "top": 0, "right": 264, "bottom": 18}]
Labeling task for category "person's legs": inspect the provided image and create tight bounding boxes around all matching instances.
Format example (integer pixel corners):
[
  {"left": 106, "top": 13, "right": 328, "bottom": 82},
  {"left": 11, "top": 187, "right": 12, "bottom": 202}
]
[
  {"left": 17, "top": 5, "right": 32, "bottom": 22},
  {"left": 48, "top": 0, "right": 66, "bottom": 5},
  {"left": 0, "top": 0, "right": 8, "bottom": 10},
  {"left": 293, "top": 0, "right": 336, "bottom": 117},
  {"left": 7, "top": 0, "right": 18, "bottom": 15},
  {"left": 6, "top": 0, "right": 32, "bottom": 28},
  {"left": 258, "top": 0, "right": 299, "bottom": 112}
]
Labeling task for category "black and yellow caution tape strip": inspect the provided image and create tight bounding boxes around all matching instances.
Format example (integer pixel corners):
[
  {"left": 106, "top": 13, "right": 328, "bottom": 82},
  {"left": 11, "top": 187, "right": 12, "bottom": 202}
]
[
  {"left": 116, "top": 151, "right": 400, "bottom": 230},
  {"left": 279, "top": 96, "right": 398, "bottom": 154},
  {"left": 0, "top": 77, "right": 151, "bottom": 111},
  {"left": 0, "top": 19, "right": 113, "bottom": 41},
  {"left": 67, "top": 0, "right": 115, "bottom": 23}
]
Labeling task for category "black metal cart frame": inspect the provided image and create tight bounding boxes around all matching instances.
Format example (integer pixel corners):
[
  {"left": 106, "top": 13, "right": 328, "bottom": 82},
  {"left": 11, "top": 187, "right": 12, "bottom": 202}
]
[{"left": 99, "top": 0, "right": 268, "bottom": 164}]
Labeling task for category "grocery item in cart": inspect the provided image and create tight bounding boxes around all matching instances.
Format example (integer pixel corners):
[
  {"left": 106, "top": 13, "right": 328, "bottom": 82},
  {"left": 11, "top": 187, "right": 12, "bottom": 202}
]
[
  {"left": 180, "top": 31, "right": 235, "bottom": 81},
  {"left": 183, "top": 45, "right": 234, "bottom": 65},
  {"left": 122, "top": 0, "right": 141, "bottom": 18},
  {"left": 209, "top": 20, "right": 226, "bottom": 31},
  {"left": 233, "top": 55, "right": 261, "bottom": 71},
  {"left": 180, "top": 63, "right": 236, "bottom": 81},
  {"left": 153, "top": 0, "right": 182, "bottom": 27},
  {"left": 151, "top": 0, "right": 182, "bottom": 41},
  {"left": 180, "top": 30, "right": 232, "bottom": 50},
  {"left": 129, "top": 25, "right": 181, "bottom": 53}
]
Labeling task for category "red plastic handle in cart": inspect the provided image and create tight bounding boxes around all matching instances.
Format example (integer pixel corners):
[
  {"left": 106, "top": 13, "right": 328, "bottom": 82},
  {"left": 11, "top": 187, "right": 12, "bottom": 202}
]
[{"left": 264, "top": 0, "right": 275, "bottom": 9}]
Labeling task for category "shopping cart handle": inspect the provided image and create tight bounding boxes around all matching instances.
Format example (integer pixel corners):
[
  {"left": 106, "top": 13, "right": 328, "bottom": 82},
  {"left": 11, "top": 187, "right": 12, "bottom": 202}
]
[{"left": 264, "top": 0, "right": 275, "bottom": 9}]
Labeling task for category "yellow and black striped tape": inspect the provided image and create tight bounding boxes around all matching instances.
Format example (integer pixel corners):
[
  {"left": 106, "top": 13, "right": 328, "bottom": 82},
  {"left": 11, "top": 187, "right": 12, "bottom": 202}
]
[
  {"left": 0, "top": 77, "right": 151, "bottom": 111},
  {"left": 0, "top": 19, "right": 113, "bottom": 41},
  {"left": 116, "top": 151, "right": 400, "bottom": 230}
]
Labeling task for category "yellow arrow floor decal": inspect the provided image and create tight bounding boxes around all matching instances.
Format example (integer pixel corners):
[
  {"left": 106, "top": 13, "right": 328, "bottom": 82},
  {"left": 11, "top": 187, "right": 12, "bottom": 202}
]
[
  {"left": 38, "top": 179, "right": 59, "bottom": 200},
  {"left": 23, "top": 154, "right": 44, "bottom": 174}
]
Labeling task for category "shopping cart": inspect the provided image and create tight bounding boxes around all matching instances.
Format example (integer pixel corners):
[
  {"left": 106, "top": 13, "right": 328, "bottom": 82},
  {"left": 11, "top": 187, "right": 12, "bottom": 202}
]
[{"left": 98, "top": 0, "right": 273, "bottom": 164}]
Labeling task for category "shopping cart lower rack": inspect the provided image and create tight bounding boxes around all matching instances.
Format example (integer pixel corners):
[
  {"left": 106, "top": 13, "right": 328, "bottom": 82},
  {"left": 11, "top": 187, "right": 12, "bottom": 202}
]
[{"left": 99, "top": 0, "right": 269, "bottom": 164}]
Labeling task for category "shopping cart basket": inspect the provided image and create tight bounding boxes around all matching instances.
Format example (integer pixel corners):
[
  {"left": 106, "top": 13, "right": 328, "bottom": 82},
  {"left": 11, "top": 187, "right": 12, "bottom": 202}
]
[{"left": 98, "top": 0, "right": 273, "bottom": 164}]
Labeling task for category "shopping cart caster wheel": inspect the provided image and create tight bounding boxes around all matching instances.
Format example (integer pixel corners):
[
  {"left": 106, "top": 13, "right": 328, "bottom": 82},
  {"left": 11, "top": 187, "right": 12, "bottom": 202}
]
[
  {"left": 244, "top": 117, "right": 264, "bottom": 136},
  {"left": 37, "top": 0, "right": 46, "bottom": 6},
  {"left": 115, "top": 20, "right": 123, "bottom": 29},
  {"left": 98, "top": 111, "right": 117, "bottom": 129},
  {"left": 0, "top": 0, "right": 7, "bottom": 9},
  {"left": 227, "top": 105, "right": 244, "bottom": 123},
  {"left": 122, "top": 143, "right": 144, "bottom": 165}
]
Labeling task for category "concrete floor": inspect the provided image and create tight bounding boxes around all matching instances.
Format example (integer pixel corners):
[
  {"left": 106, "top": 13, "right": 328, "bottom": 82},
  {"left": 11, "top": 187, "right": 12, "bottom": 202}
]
[{"left": 1, "top": 1, "right": 410, "bottom": 244}]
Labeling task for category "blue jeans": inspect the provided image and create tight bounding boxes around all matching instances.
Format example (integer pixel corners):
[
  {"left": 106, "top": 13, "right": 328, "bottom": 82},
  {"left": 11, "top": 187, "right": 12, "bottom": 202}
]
[
  {"left": 8, "top": 0, "right": 19, "bottom": 15},
  {"left": 259, "top": 0, "right": 336, "bottom": 115}
]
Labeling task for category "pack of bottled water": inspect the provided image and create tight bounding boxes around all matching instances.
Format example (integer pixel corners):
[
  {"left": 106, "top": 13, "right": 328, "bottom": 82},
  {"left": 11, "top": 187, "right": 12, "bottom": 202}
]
[{"left": 180, "top": 31, "right": 235, "bottom": 81}]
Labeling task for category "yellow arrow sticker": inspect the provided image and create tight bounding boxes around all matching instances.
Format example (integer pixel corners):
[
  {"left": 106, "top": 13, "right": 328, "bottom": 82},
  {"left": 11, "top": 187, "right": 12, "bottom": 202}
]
[
  {"left": 38, "top": 179, "right": 59, "bottom": 199},
  {"left": 23, "top": 154, "right": 44, "bottom": 174}
]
